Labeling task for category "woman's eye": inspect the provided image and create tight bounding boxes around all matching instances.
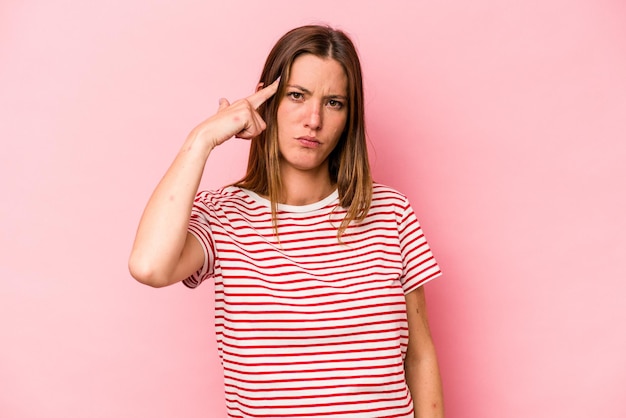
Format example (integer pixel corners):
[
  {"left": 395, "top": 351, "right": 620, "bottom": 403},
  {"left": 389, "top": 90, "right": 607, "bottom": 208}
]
[
  {"left": 328, "top": 100, "right": 344, "bottom": 109},
  {"left": 288, "top": 92, "right": 304, "bottom": 100}
]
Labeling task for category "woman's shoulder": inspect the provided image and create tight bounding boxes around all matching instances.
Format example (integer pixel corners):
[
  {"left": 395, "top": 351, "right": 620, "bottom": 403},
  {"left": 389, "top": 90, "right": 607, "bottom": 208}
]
[
  {"left": 195, "top": 185, "right": 251, "bottom": 206},
  {"left": 372, "top": 182, "right": 410, "bottom": 203}
]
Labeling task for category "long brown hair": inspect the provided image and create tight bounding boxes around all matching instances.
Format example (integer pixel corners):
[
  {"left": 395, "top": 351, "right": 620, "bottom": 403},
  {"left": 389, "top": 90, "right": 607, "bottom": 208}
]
[{"left": 235, "top": 25, "right": 372, "bottom": 239}]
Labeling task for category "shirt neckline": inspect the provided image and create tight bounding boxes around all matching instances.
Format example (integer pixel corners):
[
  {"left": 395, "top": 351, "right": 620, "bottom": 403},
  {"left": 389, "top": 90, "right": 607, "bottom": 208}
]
[{"left": 237, "top": 187, "right": 339, "bottom": 213}]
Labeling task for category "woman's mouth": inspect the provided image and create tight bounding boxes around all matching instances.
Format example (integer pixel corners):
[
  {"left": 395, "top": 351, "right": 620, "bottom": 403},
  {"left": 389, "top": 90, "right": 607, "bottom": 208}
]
[{"left": 296, "top": 136, "right": 321, "bottom": 148}]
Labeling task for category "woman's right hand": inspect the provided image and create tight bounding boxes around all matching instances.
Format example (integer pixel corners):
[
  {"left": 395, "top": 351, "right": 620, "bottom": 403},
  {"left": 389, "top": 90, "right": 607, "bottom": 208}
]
[
  {"left": 191, "top": 78, "right": 280, "bottom": 150},
  {"left": 128, "top": 78, "right": 280, "bottom": 288}
]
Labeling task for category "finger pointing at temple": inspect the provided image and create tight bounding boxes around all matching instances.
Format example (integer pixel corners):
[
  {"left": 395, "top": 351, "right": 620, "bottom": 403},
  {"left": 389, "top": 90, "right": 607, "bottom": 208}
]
[{"left": 247, "top": 78, "right": 280, "bottom": 109}]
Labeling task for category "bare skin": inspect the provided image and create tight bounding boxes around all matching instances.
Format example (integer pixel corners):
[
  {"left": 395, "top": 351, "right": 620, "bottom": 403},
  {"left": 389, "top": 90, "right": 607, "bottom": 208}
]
[
  {"left": 405, "top": 287, "right": 445, "bottom": 417},
  {"left": 274, "top": 54, "right": 348, "bottom": 205},
  {"left": 128, "top": 79, "right": 279, "bottom": 288}
]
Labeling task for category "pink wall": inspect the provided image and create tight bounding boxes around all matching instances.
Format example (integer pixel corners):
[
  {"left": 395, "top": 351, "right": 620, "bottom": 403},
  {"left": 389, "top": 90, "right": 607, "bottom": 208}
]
[{"left": 2, "top": 1, "right": 625, "bottom": 417}]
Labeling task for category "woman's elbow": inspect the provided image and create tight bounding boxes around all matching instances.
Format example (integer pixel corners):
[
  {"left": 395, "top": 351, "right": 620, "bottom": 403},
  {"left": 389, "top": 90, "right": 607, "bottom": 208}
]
[{"left": 128, "top": 255, "right": 170, "bottom": 288}]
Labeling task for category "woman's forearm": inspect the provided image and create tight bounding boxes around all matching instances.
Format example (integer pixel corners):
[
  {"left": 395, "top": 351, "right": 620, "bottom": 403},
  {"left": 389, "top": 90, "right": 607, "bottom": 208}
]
[
  {"left": 128, "top": 80, "right": 280, "bottom": 288},
  {"left": 404, "top": 287, "right": 444, "bottom": 417},
  {"left": 405, "top": 352, "right": 444, "bottom": 418},
  {"left": 128, "top": 132, "right": 214, "bottom": 287}
]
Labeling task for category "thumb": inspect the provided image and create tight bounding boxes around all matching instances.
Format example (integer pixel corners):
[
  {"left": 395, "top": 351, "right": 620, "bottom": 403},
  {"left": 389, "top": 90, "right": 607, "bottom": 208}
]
[{"left": 217, "top": 97, "right": 230, "bottom": 111}]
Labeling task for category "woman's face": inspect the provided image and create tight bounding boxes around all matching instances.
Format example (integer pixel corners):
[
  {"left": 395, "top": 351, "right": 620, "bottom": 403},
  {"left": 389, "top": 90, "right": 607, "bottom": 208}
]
[{"left": 276, "top": 53, "right": 348, "bottom": 179}]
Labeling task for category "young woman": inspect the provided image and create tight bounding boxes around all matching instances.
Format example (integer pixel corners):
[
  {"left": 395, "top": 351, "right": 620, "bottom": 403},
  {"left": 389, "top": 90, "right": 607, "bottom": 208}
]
[{"left": 129, "top": 25, "right": 444, "bottom": 418}]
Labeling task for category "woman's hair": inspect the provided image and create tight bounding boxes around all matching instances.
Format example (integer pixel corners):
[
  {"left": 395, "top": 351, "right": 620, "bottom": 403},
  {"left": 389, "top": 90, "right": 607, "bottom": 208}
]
[{"left": 235, "top": 25, "right": 372, "bottom": 239}]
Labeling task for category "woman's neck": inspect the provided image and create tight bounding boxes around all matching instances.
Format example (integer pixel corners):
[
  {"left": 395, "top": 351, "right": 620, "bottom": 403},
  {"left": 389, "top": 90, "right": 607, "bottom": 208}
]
[{"left": 279, "top": 165, "right": 336, "bottom": 206}]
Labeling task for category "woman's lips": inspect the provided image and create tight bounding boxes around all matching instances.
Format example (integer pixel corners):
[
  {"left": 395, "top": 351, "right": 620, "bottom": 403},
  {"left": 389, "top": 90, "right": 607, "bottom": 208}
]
[{"left": 296, "top": 136, "right": 320, "bottom": 148}]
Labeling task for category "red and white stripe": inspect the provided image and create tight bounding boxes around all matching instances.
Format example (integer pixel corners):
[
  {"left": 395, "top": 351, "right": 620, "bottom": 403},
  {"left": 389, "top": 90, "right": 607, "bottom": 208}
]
[{"left": 184, "top": 183, "right": 441, "bottom": 418}]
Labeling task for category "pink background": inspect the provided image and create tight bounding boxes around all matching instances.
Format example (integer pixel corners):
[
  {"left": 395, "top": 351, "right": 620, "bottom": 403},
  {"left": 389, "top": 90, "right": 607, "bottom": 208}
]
[{"left": 2, "top": 1, "right": 625, "bottom": 417}]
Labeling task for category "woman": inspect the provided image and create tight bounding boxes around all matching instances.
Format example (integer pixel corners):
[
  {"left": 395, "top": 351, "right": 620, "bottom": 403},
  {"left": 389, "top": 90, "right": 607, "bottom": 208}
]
[{"left": 129, "top": 25, "right": 444, "bottom": 417}]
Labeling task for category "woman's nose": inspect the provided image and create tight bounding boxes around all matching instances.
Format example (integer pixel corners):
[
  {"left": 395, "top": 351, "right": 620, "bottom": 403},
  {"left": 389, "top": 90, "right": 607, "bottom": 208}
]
[{"left": 304, "top": 103, "right": 322, "bottom": 130}]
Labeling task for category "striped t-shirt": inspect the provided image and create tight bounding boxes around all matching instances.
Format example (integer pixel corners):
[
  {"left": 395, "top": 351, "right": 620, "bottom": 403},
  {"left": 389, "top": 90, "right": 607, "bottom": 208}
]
[{"left": 184, "top": 183, "right": 441, "bottom": 418}]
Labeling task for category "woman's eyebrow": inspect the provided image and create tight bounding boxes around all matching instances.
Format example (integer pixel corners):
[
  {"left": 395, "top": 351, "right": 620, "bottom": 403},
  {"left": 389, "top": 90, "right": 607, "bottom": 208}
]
[
  {"left": 327, "top": 94, "right": 348, "bottom": 100},
  {"left": 286, "top": 84, "right": 347, "bottom": 100},
  {"left": 286, "top": 84, "right": 311, "bottom": 94}
]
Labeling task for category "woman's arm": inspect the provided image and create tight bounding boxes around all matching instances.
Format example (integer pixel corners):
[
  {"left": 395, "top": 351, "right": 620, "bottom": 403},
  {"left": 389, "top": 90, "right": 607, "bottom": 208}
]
[
  {"left": 404, "top": 286, "right": 444, "bottom": 417},
  {"left": 128, "top": 80, "right": 279, "bottom": 288}
]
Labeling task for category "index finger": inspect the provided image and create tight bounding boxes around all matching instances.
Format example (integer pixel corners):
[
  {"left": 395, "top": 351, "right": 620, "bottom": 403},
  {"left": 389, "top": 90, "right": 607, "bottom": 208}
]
[{"left": 247, "top": 77, "right": 280, "bottom": 109}]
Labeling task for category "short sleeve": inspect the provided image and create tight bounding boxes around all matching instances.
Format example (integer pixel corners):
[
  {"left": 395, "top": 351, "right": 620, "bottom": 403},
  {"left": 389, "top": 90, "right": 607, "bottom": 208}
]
[
  {"left": 182, "top": 193, "right": 217, "bottom": 289},
  {"left": 398, "top": 199, "right": 442, "bottom": 294}
]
